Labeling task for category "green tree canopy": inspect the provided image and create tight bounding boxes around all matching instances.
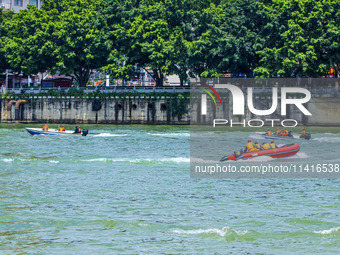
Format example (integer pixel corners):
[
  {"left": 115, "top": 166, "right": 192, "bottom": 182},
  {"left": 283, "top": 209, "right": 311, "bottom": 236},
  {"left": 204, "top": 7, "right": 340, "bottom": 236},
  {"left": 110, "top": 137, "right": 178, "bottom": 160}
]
[
  {"left": 0, "top": 10, "right": 14, "bottom": 73},
  {"left": 255, "top": 0, "right": 340, "bottom": 77},
  {"left": 4, "top": 0, "right": 110, "bottom": 87},
  {"left": 4, "top": 5, "right": 57, "bottom": 75}
]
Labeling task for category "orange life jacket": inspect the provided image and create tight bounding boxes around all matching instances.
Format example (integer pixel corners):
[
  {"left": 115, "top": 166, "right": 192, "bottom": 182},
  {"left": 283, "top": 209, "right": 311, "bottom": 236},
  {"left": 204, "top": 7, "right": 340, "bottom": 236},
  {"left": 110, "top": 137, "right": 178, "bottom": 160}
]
[
  {"left": 301, "top": 130, "right": 306, "bottom": 136},
  {"left": 266, "top": 130, "right": 272, "bottom": 135},
  {"left": 263, "top": 143, "right": 271, "bottom": 150},
  {"left": 270, "top": 143, "right": 276, "bottom": 149},
  {"left": 61, "top": 126, "right": 66, "bottom": 132},
  {"left": 281, "top": 130, "right": 288, "bottom": 136},
  {"left": 247, "top": 142, "right": 259, "bottom": 152}
]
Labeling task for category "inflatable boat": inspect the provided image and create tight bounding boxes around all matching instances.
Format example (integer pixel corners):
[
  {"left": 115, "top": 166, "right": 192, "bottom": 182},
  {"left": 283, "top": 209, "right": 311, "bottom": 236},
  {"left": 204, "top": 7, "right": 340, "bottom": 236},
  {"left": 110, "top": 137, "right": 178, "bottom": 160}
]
[
  {"left": 220, "top": 143, "right": 300, "bottom": 161},
  {"left": 255, "top": 132, "right": 311, "bottom": 140},
  {"left": 26, "top": 128, "right": 88, "bottom": 136}
]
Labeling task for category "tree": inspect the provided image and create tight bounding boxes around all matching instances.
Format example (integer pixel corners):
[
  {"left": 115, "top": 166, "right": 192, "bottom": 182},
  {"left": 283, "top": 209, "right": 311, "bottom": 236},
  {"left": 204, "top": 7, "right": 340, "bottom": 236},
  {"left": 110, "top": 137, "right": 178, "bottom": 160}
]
[
  {"left": 0, "top": 10, "right": 14, "bottom": 73},
  {"left": 103, "top": 0, "right": 207, "bottom": 86},
  {"left": 255, "top": 0, "right": 340, "bottom": 77},
  {"left": 189, "top": 3, "right": 240, "bottom": 77},
  {"left": 4, "top": 0, "right": 109, "bottom": 87},
  {"left": 3, "top": 6, "right": 58, "bottom": 75},
  {"left": 52, "top": 0, "right": 110, "bottom": 86}
]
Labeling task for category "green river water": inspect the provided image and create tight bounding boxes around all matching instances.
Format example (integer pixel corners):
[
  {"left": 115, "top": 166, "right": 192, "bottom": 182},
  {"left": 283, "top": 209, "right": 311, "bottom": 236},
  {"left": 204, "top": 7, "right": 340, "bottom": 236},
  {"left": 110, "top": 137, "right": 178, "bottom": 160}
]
[{"left": 1, "top": 124, "right": 340, "bottom": 254}]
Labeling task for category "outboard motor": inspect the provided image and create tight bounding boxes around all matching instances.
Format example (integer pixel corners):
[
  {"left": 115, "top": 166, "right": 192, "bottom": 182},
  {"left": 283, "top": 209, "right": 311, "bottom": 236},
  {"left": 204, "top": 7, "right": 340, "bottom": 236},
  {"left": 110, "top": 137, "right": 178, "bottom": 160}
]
[
  {"left": 288, "top": 131, "right": 293, "bottom": 137},
  {"left": 82, "top": 129, "right": 88, "bottom": 136}
]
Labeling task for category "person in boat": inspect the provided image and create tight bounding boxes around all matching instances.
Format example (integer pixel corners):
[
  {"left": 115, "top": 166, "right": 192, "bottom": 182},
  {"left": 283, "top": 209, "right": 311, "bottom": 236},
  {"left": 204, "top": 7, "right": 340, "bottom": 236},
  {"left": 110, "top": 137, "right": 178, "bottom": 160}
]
[
  {"left": 266, "top": 129, "right": 272, "bottom": 135},
  {"left": 245, "top": 140, "right": 260, "bottom": 152},
  {"left": 301, "top": 128, "right": 306, "bottom": 137},
  {"left": 74, "top": 125, "right": 82, "bottom": 134},
  {"left": 281, "top": 128, "right": 289, "bottom": 136},
  {"left": 58, "top": 126, "right": 62, "bottom": 132},
  {"left": 270, "top": 141, "right": 277, "bottom": 149},
  {"left": 42, "top": 124, "right": 49, "bottom": 131},
  {"left": 254, "top": 142, "right": 262, "bottom": 150},
  {"left": 262, "top": 142, "right": 271, "bottom": 150},
  {"left": 276, "top": 128, "right": 282, "bottom": 135},
  {"left": 61, "top": 126, "right": 66, "bottom": 132}
]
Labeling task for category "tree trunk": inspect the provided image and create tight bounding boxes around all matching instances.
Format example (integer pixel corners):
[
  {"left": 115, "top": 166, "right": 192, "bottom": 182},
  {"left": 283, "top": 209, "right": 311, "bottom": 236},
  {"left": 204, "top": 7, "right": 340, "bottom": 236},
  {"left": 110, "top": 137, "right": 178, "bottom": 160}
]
[
  {"left": 178, "top": 68, "right": 188, "bottom": 86},
  {"left": 153, "top": 69, "right": 164, "bottom": 87},
  {"left": 74, "top": 68, "right": 91, "bottom": 87}
]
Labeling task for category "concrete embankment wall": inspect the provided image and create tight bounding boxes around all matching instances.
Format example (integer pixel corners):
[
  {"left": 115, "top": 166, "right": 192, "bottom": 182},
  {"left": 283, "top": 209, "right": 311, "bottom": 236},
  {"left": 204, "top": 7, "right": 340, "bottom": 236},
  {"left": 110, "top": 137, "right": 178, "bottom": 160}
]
[
  {"left": 307, "top": 98, "right": 340, "bottom": 126},
  {"left": 0, "top": 98, "right": 190, "bottom": 124},
  {"left": 1, "top": 97, "right": 340, "bottom": 126},
  {"left": 189, "top": 95, "right": 340, "bottom": 126}
]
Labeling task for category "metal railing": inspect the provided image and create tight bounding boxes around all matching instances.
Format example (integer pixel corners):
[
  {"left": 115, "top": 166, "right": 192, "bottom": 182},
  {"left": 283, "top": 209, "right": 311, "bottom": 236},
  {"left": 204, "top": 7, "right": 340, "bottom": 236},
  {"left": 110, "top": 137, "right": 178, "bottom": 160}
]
[
  {"left": 1, "top": 85, "right": 191, "bottom": 94},
  {"left": 1, "top": 84, "right": 339, "bottom": 97}
]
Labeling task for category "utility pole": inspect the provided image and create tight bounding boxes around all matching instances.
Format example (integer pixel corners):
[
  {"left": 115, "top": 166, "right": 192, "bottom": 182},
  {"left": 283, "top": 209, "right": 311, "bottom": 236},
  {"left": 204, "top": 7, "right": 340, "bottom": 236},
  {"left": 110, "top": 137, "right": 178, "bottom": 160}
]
[{"left": 5, "top": 69, "right": 8, "bottom": 92}]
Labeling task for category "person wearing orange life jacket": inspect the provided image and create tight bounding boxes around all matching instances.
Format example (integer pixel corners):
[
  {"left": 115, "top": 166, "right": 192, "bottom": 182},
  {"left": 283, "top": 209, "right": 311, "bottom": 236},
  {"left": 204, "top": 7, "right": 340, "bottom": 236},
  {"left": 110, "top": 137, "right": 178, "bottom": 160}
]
[
  {"left": 262, "top": 142, "right": 271, "bottom": 150},
  {"left": 270, "top": 141, "right": 277, "bottom": 149},
  {"left": 276, "top": 128, "right": 282, "bottom": 135},
  {"left": 57, "top": 126, "right": 62, "bottom": 132},
  {"left": 301, "top": 128, "right": 306, "bottom": 137},
  {"left": 61, "top": 126, "right": 66, "bottom": 132},
  {"left": 266, "top": 129, "right": 272, "bottom": 135},
  {"left": 42, "top": 124, "right": 49, "bottom": 131},
  {"left": 74, "top": 125, "right": 82, "bottom": 134},
  {"left": 254, "top": 142, "right": 262, "bottom": 150},
  {"left": 245, "top": 140, "right": 260, "bottom": 152},
  {"left": 281, "top": 128, "right": 289, "bottom": 136}
]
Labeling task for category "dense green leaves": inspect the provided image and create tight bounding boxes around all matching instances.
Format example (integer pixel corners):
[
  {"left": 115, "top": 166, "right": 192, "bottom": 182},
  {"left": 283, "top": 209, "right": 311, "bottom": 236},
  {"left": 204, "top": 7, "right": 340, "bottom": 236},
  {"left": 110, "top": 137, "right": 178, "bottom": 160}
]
[
  {"left": 256, "top": 0, "right": 340, "bottom": 77},
  {"left": 1, "top": 0, "right": 339, "bottom": 85}
]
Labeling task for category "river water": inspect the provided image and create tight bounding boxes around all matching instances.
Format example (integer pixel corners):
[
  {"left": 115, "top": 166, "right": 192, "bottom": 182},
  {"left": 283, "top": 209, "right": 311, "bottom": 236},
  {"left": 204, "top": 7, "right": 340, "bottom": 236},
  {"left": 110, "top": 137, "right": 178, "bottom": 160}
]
[{"left": 1, "top": 124, "right": 340, "bottom": 254}]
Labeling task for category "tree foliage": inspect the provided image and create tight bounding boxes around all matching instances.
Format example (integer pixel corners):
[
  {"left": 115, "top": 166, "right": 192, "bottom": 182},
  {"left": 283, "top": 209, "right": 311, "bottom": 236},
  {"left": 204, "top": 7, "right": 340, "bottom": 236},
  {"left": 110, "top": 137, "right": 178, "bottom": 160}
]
[
  {"left": 1, "top": 0, "right": 339, "bottom": 85},
  {"left": 255, "top": 0, "right": 340, "bottom": 77}
]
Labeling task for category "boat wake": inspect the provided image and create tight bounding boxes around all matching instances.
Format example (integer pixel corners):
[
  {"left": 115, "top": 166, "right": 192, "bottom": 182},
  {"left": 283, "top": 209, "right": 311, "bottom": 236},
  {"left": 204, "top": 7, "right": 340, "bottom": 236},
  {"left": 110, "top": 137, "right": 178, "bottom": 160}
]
[
  {"left": 148, "top": 132, "right": 190, "bottom": 137},
  {"left": 314, "top": 137, "right": 340, "bottom": 143},
  {"left": 93, "top": 133, "right": 128, "bottom": 137}
]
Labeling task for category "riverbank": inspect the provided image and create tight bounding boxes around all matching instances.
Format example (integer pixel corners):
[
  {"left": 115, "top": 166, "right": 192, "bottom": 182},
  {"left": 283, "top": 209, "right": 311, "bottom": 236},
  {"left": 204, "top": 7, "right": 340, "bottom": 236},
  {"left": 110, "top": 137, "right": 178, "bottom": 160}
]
[
  {"left": 0, "top": 97, "right": 190, "bottom": 125},
  {"left": 1, "top": 94, "right": 340, "bottom": 126}
]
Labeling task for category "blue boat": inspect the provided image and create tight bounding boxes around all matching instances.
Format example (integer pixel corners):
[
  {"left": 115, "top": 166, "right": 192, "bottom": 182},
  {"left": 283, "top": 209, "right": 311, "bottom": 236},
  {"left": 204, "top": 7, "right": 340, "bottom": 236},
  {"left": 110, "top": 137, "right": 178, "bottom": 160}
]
[
  {"left": 255, "top": 131, "right": 310, "bottom": 140},
  {"left": 26, "top": 128, "right": 88, "bottom": 136}
]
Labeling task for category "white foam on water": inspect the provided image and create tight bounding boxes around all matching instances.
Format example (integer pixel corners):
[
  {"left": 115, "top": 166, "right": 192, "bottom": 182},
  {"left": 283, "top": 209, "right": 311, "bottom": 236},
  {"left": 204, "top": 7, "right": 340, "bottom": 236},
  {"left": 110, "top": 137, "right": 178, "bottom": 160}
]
[
  {"left": 148, "top": 132, "right": 190, "bottom": 137},
  {"left": 249, "top": 134, "right": 263, "bottom": 140},
  {"left": 49, "top": 160, "right": 59, "bottom": 164},
  {"left": 83, "top": 158, "right": 108, "bottom": 162},
  {"left": 246, "top": 155, "right": 275, "bottom": 162},
  {"left": 94, "top": 133, "right": 127, "bottom": 137},
  {"left": 313, "top": 227, "right": 340, "bottom": 235},
  {"left": 82, "top": 157, "right": 190, "bottom": 163},
  {"left": 190, "top": 157, "right": 218, "bottom": 164},
  {"left": 291, "top": 152, "right": 309, "bottom": 159},
  {"left": 160, "top": 157, "right": 190, "bottom": 163},
  {"left": 172, "top": 227, "right": 248, "bottom": 237},
  {"left": 1, "top": 158, "right": 14, "bottom": 163},
  {"left": 314, "top": 137, "right": 340, "bottom": 143}
]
